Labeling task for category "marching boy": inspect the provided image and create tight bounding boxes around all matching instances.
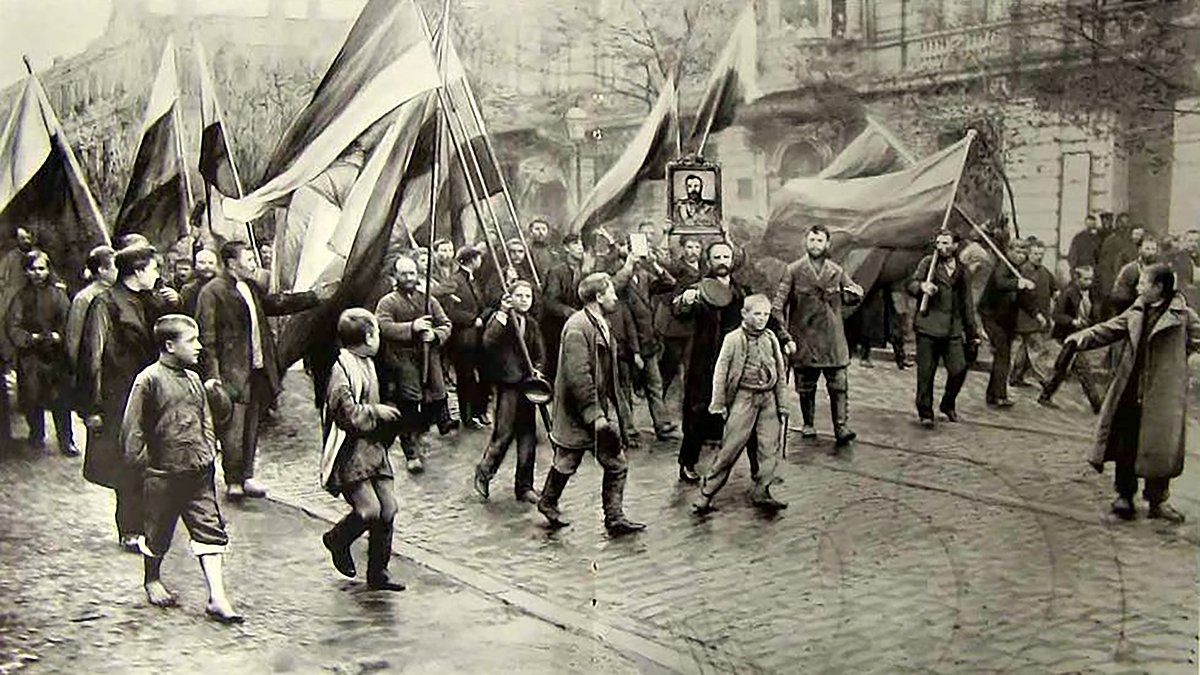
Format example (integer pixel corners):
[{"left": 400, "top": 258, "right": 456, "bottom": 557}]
[
  {"left": 693, "top": 295, "right": 789, "bottom": 514},
  {"left": 122, "top": 314, "right": 242, "bottom": 624},
  {"left": 474, "top": 280, "right": 547, "bottom": 503}
]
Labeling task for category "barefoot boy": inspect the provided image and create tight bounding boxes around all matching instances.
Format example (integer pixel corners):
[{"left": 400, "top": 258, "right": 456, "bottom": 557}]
[
  {"left": 122, "top": 314, "right": 242, "bottom": 623},
  {"left": 693, "top": 294, "right": 789, "bottom": 514}
]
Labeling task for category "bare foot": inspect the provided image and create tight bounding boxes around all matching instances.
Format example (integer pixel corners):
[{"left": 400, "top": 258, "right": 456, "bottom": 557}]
[
  {"left": 144, "top": 581, "right": 177, "bottom": 608},
  {"left": 205, "top": 598, "right": 244, "bottom": 625}
]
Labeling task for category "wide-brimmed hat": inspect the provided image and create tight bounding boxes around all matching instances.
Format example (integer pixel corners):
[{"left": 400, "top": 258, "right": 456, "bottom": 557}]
[{"left": 698, "top": 278, "right": 733, "bottom": 308}]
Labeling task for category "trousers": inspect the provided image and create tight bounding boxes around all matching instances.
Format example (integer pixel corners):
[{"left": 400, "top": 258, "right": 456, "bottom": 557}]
[
  {"left": 702, "top": 390, "right": 779, "bottom": 499},
  {"left": 142, "top": 465, "right": 228, "bottom": 557},
  {"left": 1010, "top": 330, "right": 1050, "bottom": 385},
  {"left": 915, "top": 334, "right": 968, "bottom": 419},
  {"left": 981, "top": 316, "right": 1013, "bottom": 403},
  {"left": 220, "top": 369, "right": 272, "bottom": 484},
  {"left": 477, "top": 386, "right": 537, "bottom": 495}
]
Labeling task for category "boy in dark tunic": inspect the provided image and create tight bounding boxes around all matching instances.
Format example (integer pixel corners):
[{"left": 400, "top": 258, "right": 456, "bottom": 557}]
[{"left": 319, "top": 308, "right": 406, "bottom": 591}]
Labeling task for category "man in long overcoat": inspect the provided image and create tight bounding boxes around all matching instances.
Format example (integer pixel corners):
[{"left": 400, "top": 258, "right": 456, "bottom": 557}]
[
  {"left": 1064, "top": 263, "right": 1200, "bottom": 523},
  {"left": 78, "top": 246, "right": 171, "bottom": 551},
  {"left": 772, "top": 225, "right": 863, "bottom": 445},
  {"left": 376, "top": 255, "right": 452, "bottom": 473}
]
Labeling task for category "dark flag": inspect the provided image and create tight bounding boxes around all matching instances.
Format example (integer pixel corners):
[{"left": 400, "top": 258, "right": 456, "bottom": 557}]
[
  {"left": 0, "top": 73, "right": 109, "bottom": 291},
  {"left": 568, "top": 77, "right": 678, "bottom": 235},
  {"left": 685, "top": 4, "right": 761, "bottom": 153},
  {"left": 114, "top": 38, "right": 189, "bottom": 252}
]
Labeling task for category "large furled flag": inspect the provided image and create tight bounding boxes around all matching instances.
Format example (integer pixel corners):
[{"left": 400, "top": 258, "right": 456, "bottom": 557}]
[
  {"left": 763, "top": 134, "right": 974, "bottom": 262},
  {"left": 222, "top": 0, "right": 441, "bottom": 225},
  {"left": 685, "top": 3, "right": 761, "bottom": 152},
  {"left": 194, "top": 38, "right": 248, "bottom": 244},
  {"left": 568, "top": 77, "right": 678, "bottom": 235},
  {"left": 0, "top": 74, "right": 108, "bottom": 290},
  {"left": 115, "top": 37, "right": 190, "bottom": 252}
]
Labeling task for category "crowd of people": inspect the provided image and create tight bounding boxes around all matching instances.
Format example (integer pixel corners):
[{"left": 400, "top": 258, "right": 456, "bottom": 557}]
[{"left": 0, "top": 207, "right": 1195, "bottom": 624}]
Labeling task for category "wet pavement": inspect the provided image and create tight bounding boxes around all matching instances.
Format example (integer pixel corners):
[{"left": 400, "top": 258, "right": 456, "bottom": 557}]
[
  {"left": 0, "top": 427, "right": 646, "bottom": 675},
  {"left": 254, "top": 360, "right": 1200, "bottom": 674},
  {"left": 2, "top": 357, "right": 1197, "bottom": 674}
]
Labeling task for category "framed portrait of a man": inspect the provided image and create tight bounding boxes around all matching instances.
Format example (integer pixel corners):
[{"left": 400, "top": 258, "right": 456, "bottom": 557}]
[{"left": 667, "top": 159, "right": 722, "bottom": 236}]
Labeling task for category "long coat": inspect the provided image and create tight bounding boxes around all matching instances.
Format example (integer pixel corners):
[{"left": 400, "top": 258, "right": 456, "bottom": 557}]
[
  {"left": 653, "top": 259, "right": 702, "bottom": 340},
  {"left": 481, "top": 309, "right": 546, "bottom": 385},
  {"left": 676, "top": 275, "right": 748, "bottom": 415},
  {"left": 194, "top": 274, "right": 318, "bottom": 402},
  {"left": 550, "top": 308, "right": 626, "bottom": 450},
  {"left": 77, "top": 284, "right": 167, "bottom": 488},
  {"left": 907, "top": 254, "right": 978, "bottom": 341},
  {"left": 7, "top": 282, "right": 71, "bottom": 411},
  {"left": 1073, "top": 294, "right": 1200, "bottom": 477},
  {"left": 772, "top": 256, "right": 860, "bottom": 368},
  {"left": 374, "top": 288, "right": 451, "bottom": 403},
  {"left": 443, "top": 267, "right": 488, "bottom": 350}
]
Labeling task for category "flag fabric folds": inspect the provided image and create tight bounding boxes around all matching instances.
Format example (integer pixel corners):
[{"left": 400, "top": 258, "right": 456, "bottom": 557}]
[
  {"left": 568, "top": 78, "right": 678, "bottom": 235},
  {"left": 763, "top": 135, "right": 974, "bottom": 262},
  {"left": 222, "top": 0, "right": 440, "bottom": 224},
  {"left": 818, "top": 117, "right": 914, "bottom": 180},
  {"left": 686, "top": 3, "right": 761, "bottom": 152},
  {"left": 115, "top": 38, "right": 189, "bottom": 252},
  {"left": 0, "top": 74, "right": 108, "bottom": 290},
  {"left": 194, "top": 38, "right": 249, "bottom": 244}
]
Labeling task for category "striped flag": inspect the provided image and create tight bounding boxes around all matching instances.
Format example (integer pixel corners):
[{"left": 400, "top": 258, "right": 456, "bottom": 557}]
[
  {"left": 818, "top": 117, "right": 916, "bottom": 180},
  {"left": 222, "top": 0, "right": 440, "bottom": 224},
  {"left": 686, "top": 3, "right": 761, "bottom": 152},
  {"left": 568, "top": 77, "right": 678, "bottom": 235},
  {"left": 0, "top": 73, "right": 108, "bottom": 290},
  {"left": 114, "top": 37, "right": 189, "bottom": 251},
  {"left": 194, "top": 38, "right": 250, "bottom": 245}
]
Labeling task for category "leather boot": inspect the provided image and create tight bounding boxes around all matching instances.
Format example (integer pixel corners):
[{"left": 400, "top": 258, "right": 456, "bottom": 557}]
[
  {"left": 537, "top": 468, "right": 572, "bottom": 528},
  {"left": 322, "top": 511, "right": 368, "bottom": 578},
  {"left": 799, "top": 389, "right": 817, "bottom": 437},
  {"left": 830, "top": 389, "right": 856, "bottom": 446},
  {"left": 366, "top": 519, "right": 405, "bottom": 591},
  {"left": 602, "top": 469, "right": 644, "bottom": 535}
]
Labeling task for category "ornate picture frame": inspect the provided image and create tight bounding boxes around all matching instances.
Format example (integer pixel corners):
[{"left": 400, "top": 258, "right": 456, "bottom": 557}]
[{"left": 666, "top": 157, "right": 723, "bottom": 237}]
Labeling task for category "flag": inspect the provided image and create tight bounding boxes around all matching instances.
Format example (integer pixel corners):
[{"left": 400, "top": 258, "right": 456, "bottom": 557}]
[
  {"left": 276, "top": 91, "right": 438, "bottom": 366},
  {"left": 818, "top": 117, "right": 915, "bottom": 180},
  {"left": 685, "top": 4, "right": 761, "bottom": 152},
  {"left": 763, "top": 135, "right": 974, "bottom": 262},
  {"left": 222, "top": 0, "right": 440, "bottom": 224},
  {"left": 115, "top": 38, "right": 189, "bottom": 252},
  {"left": 0, "top": 74, "right": 108, "bottom": 290},
  {"left": 568, "top": 78, "right": 678, "bottom": 235},
  {"left": 194, "top": 38, "right": 250, "bottom": 246}
]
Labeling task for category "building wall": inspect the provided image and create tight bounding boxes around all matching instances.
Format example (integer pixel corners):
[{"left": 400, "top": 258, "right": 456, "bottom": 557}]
[{"left": 1169, "top": 97, "right": 1200, "bottom": 233}]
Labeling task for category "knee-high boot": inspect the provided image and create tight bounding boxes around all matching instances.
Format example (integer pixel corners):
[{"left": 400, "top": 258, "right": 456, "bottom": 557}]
[
  {"left": 322, "top": 511, "right": 367, "bottom": 578},
  {"left": 830, "top": 389, "right": 856, "bottom": 446},
  {"left": 366, "top": 519, "right": 405, "bottom": 591},
  {"left": 799, "top": 388, "right": 817, "bottom": 433},
  {"left": 602, "top": 469, "right": 644, "bottom": 535},
  {"left": 537, "top": 468, "right": 572, "bottom": 527}
]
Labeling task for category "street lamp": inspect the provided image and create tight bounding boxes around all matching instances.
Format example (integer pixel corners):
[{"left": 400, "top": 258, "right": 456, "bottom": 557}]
[{"left": 565, "top": 106, "right": 589, "bottom": 206}]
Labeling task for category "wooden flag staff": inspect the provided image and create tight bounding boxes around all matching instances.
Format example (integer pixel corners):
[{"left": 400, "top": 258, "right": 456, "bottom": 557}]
[{"left": 920, "top": 129, "right": 976, "bottom": 314}]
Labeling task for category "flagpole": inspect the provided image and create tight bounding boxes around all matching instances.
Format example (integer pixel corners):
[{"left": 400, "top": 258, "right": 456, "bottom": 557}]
[
  {"left": 196, "top": 66, "right": 215, "bottom": 252},
  {"left": 866, "top": 115, "right": 917, "bottom": 165},
  {"left": 954, "top": 204, "right": 1023, "bottom": 278},
  {"left": 694, "top": 74, "right": 728, "bottom": 157},
  {"left": 442, "top": 85, "right": 513, "bottom": 272},
  {"left": 454, "top": 76, "right": 534, "bottom": 282},
  {"left": 920, "top": 129, "right": 975, "bottom": 314}
]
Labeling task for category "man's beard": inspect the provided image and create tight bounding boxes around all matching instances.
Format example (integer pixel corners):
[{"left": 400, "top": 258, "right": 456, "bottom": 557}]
[
  {"left": 687, "top": 191, "right": 702, "bottom": 202},
  {"left": 197, "top": 270, "right": 216, "bottom": 281},
  {"left": 398, "top": 281, "right": 418, "bottom": 293},
  {"left": 807, "top": 248, "right": 828, "bottom": 259},
  {"left": 711, "top": 264, "right": 730, "bottom": 277}
]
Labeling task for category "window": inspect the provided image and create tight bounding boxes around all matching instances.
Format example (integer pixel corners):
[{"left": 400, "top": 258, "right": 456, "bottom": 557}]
[{"left": 737, "top": 178, "right": 754, "bottom": 200}]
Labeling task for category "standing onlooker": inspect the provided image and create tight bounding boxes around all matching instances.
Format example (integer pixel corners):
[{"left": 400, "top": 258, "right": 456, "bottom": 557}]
[
  {"left": 772, "top": 225, "right": 864, "bottom": 444},
  {"left": 1063, "top": 263, "right": 1198, "bottom": 523},
  {"left": 611, "top": 240, "right": 679, "bottom": 441},
  {"left": 1010, "top": 238, "right": 1055, "bottom": 388},
  {"left": 654, "top": 236, "right": 704, "bottom": 395},
  {"left": 1097, "top": 217, "right": 1142, "bottom": 317},
  {"left": 1038, "top": 265, "right": 1103, "bottom": 413},
  {"left": 78, "top": 245, "right": 172, "bottom": 551},
  {"left": 443, "top": 246, "right": 491, "bottom": 429},
  {"left": 908, "top": 231, "right": 979, "bottom": 427},
  {"left": 1111, "top": 236, "right": 1160, "bottom": 315},
  {"left": 66, "top": 246, "right": 117, "bottom": 370},
  {"left": 1067, "top": 214, "right": 1102, "bottom": 270},
  {"left": 7, "top": 250, "right": 74, "bottom": 454},
  {"left": 536, "top": 272, "right": 645, "bottom": 536},
  {"left": 195, "top": 241, "right": 330, "bottom": 500},
  {"left": 0, "top": 226, "right": 39, "bottom": 442},
  {"left": 526, "top": 219, "right": 558, "bottom": 284},
  {"left": 540, "top": 234, "right": 585, "bottom": 381},
  {"left": 179, "top": 249, "right": 219, "bottom": 317},
  {"left": 978, "top": 239, "right": 1039, "bottom": 407}
]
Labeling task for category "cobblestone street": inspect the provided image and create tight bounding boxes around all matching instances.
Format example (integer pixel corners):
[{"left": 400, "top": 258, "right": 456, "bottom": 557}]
[
  {"left": 0, "top": 425, "right": 645, "bottom": 675},
  {"left": 249, "top": 361, "right": 1200, "bottom": 674}
]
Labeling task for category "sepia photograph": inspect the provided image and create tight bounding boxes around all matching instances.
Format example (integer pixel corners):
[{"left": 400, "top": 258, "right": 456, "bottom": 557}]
[{"left": 0, "top": 0, "right": 1198, "bottom": 673}]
